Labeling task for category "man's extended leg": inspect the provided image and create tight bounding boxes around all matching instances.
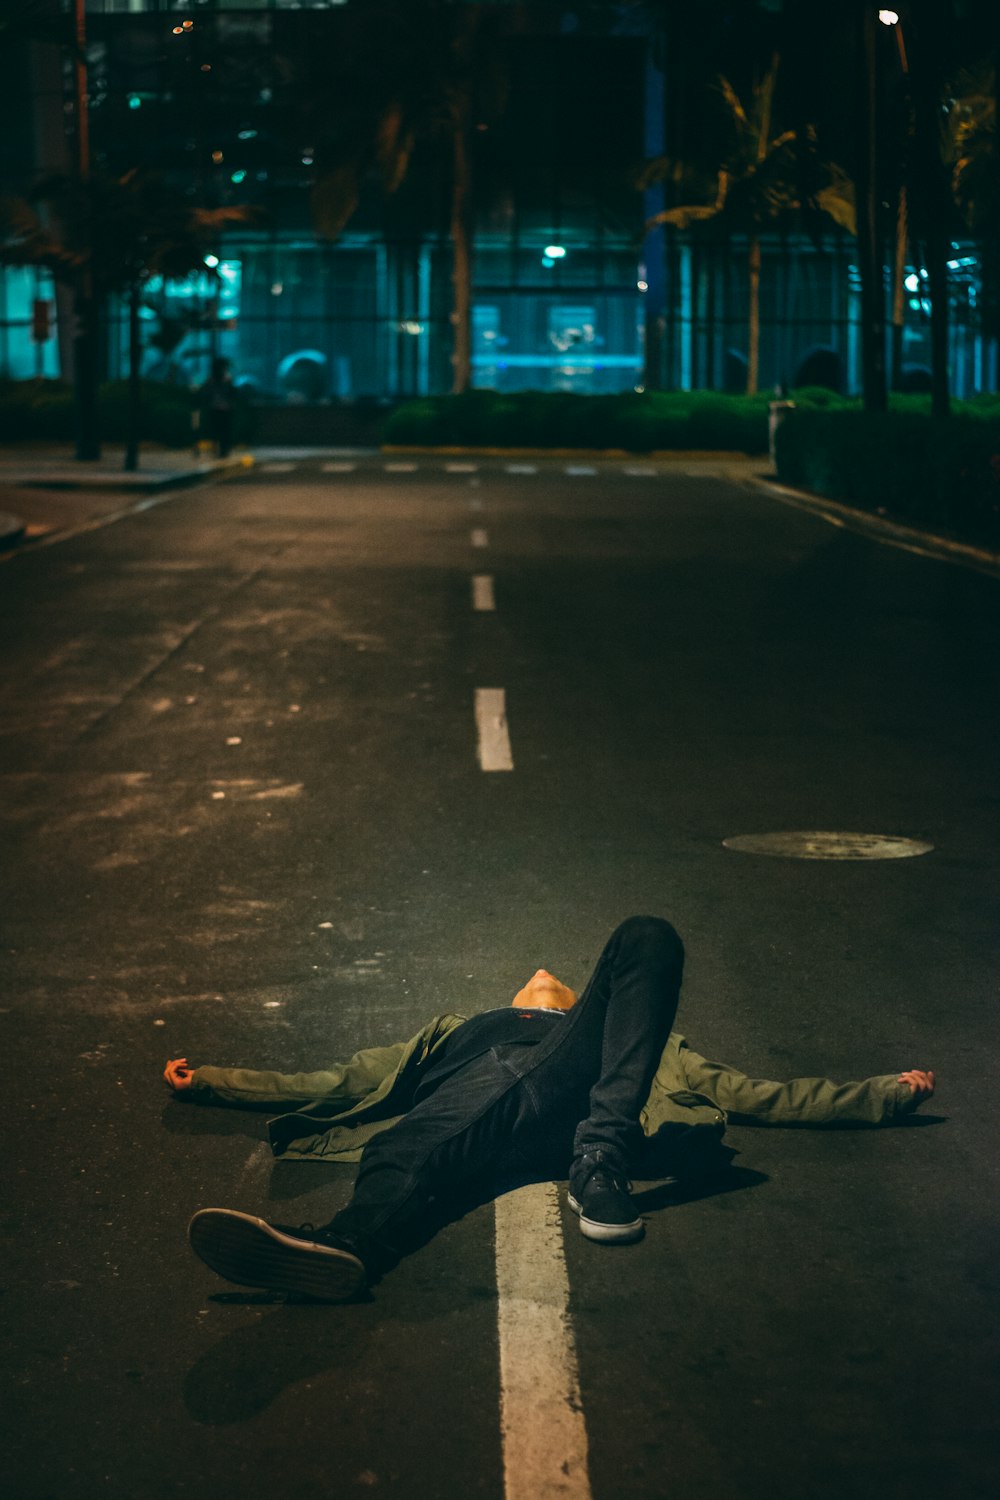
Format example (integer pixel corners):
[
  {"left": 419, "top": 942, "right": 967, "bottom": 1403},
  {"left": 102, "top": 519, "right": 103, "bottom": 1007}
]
[{"left": 189, "top": 1049, "right": 537, "bottom": 1298}]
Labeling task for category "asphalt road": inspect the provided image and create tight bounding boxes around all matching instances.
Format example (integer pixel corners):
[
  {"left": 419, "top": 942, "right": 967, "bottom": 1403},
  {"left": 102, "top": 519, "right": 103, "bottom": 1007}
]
[{"left": 1, "top": 454, "right": 997, "bottom": 1500}]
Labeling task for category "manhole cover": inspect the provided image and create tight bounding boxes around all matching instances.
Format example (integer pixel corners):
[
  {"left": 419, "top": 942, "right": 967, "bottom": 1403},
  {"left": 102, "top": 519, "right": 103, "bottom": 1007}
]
[{"left": 722, "top": 831, "right": 933, "bottom": 861}]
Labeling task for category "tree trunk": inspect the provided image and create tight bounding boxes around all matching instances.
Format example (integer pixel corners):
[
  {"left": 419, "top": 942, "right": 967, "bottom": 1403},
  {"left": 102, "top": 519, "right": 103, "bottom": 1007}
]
[
  {"left": 449, "top": 91, "right": 472, "bottom": 396},
  {"left": 124, "top": 284, "right": 142, "bottom": 472},
  {"left": 890, "top": 186, "right": 908, "bottom": 390},
  {"left": 73, "top": 279, "right": 101, "bottom": 461},
  {"left": 856, "top": 4, "right": 888, "bottom": 413},
  {"left": 747, "top": 233, "right": 761, "bottom": 395}
]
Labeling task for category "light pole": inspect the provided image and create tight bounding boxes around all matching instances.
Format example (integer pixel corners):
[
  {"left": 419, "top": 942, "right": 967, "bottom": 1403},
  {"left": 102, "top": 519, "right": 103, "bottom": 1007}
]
[
  {"left": 72, "top": 0, "right": 100, "bottom": 460},
  {"left": 880, "top": 9, "right": 912, "bottom": 391}
]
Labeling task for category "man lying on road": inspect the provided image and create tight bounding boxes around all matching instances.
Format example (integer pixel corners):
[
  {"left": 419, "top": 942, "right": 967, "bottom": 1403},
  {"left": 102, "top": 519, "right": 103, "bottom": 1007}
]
[{"left": 166, "top": 916, "right": 935, "bottom": 1303}]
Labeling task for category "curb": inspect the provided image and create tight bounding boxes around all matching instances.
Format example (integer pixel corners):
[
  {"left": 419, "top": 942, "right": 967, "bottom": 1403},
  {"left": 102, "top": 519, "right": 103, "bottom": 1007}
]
[
  {"left": 0, "top": 512, "right": 26, "bottom": 549},
  {"left": 0, "top": 452, "right": 253, "bottom": 492},
  {"left": 752, "top": 475, "right": 1000, "bottom": 580}
]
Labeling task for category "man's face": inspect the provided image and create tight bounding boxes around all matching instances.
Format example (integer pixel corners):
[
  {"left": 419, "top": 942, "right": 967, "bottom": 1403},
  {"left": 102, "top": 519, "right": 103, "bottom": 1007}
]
[{"left": 511, "top": 968, "right": 578, "bottom": 1012}]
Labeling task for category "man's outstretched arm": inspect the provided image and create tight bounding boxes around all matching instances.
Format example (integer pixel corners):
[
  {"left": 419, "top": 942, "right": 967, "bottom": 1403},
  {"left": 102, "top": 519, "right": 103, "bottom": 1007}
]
[
  {"left": 161, "top": 1014, "right": 467, "bottom": 1109},
  {"left": 676, "top": 1043, "right": 935, "bottom": 1126}
]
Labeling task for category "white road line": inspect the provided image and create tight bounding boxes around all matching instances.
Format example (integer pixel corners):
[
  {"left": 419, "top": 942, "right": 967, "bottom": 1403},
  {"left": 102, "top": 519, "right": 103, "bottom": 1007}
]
[
  {"left": 495, "top": 1183, "right": 591, "bottom": 1500},
  {"left": 474, "top": 688, "right": 513, "bottom": 771},
  {"left": 260, "top": 462, "right": 296, "bottom": 473},
  {"left": 623, "top": 465, "right": 658, "bottom": 476},
  {"left": 385, "top": 461, "right": 418, "bottom": 473},
  {"left": 472, "top": 574, "right": 496, "bottom": 612},
  {"left": 321, "top": 461, "right": 356, "bottom": 473},
  {"left": 446, "top": 462, "right": 479, "bottom": 473},
  {"left": 471, "top": 527, "right": 489, "bottom": 548},
  {"left": 469, "top": 495, "right": 484, "bottom": 511},
  {"left": 565, "top": 465, "right": 597, "bottom": 476},
  {"left": 505, "top": 463, "right": 537, "bottom": 475}
]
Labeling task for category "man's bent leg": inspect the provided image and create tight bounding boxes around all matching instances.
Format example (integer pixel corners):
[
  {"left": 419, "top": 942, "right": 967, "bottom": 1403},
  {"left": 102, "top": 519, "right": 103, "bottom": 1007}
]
[
  {"left": 528, "top": 915, "right": 684, "bottom": 1165},
  {"left": 524, "top": 916, "right": 684, "bottom": 1243}
]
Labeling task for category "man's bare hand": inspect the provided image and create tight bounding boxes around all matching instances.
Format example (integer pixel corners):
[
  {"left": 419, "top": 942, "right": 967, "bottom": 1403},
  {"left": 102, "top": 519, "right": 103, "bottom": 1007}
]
[
  {"left": 164, "top": 1057, "right": 194, "bottom": 1092},
  {"left": 898, "top": 1068, "right": 935, "bottom": 1102}
]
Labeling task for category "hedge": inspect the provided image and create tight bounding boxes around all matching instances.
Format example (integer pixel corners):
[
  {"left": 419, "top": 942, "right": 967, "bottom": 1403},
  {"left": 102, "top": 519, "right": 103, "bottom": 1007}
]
[
  {"left": 381, "top": 389, "right": 777, "bottom": 453},
  {"left": 0, "top": 379, "right": 255, "bottom": 448},
  {"left": 775, "top": 404, "right": 1000, "bottom": 550}
]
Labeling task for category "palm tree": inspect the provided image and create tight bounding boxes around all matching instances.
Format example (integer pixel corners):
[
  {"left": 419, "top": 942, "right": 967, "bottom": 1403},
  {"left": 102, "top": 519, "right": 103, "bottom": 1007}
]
[
  {"left": 295, "top": 0, "right": 502, "bottom": 396},
  {"left": 0, "top": 171, "right": 256, "bottom": 467},
  {"left": 944, "top": 65, "right": 998, "bottom": 384},
  {"left": 640, "top": 56, "right": 855, "bottom": 395}
]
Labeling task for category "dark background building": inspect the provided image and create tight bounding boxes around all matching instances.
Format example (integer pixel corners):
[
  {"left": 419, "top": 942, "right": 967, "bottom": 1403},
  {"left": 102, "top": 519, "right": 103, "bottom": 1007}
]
[{"left": 1, "top": 1, "right": 996, "bottom": 410}]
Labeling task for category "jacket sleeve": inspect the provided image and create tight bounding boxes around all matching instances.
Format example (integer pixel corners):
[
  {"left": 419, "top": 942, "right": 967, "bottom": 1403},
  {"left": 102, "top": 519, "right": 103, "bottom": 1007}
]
[
  {"left": 677, "top": 1044, "right": 918, "bottom": 1126},
  {"left": 188, "top": 1041, "right": 413, "bottom": 1109}
]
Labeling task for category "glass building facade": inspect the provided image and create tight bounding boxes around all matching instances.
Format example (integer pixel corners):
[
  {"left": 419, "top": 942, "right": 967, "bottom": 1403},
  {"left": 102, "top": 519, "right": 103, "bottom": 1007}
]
[{"left": 1, "top": 2, "right": 994, "bottom": 402}]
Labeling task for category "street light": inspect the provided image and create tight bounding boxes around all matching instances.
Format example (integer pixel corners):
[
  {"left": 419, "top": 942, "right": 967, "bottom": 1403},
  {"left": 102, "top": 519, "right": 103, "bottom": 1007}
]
[{"left": 878, "top": 9, "right": 899, "bottom": 24}]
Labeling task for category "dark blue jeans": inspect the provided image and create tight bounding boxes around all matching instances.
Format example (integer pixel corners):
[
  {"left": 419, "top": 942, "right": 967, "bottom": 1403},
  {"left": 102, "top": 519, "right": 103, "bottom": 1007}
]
[{"left": 329, "top": 916, "right": 684, "bottom": 1269}]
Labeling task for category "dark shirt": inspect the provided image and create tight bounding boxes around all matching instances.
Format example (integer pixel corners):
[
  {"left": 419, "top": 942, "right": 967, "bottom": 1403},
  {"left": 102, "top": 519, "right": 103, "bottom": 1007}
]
[{"left": 413, "top": 1006, "right": 565, "bottom": 1103}]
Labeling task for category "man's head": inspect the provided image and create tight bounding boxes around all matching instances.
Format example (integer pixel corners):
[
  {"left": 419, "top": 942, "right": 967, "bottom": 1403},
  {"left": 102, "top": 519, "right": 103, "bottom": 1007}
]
[{"left": 511, "top": 968, "right": 578, "bottom": 1012}]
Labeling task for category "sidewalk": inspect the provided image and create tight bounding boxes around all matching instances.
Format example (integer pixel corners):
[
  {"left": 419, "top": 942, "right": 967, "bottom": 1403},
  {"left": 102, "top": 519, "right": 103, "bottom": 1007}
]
[{"left": 0, "top": 444, "right": 253, "bottom": 548}]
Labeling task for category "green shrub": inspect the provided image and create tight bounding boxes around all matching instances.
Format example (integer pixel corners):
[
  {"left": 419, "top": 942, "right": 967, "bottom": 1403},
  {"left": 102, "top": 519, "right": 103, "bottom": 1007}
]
[
  {"left": 380, "top": 389, "right": 776, "bottom": 452},
  {"left": 775, "top": 407, "right": 1000, "bottom": 549},
  {"left": 0, "top": 377, "right": 255, "bottom": 448}
]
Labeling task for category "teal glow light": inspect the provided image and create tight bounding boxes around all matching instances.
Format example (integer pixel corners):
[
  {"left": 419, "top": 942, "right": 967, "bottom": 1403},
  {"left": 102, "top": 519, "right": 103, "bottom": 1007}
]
[
  {"left": 230, "top": 170, "right": 246, "bottom": 184},
  {"left": 128, "top": 94, "right": 142, "bottom": 110},
  {"left": 544, "top": 245, "right": 567, "bottom": 259}
]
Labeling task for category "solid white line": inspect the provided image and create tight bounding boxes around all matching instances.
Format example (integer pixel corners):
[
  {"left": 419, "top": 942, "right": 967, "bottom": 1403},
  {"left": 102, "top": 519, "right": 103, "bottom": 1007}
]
[
  {"left": 385, "top": 462, "right": 418, "bottom": 472},
  {"left": 472, "top": 574, "right": 496, "bottom": 612},
  {"left": 446, "top": 462, "right": 479, "bottom": 473},
  {"left": 474, "top": 688, "right": 513, "bottom": 771},
  {"left": 471, "top": 527, "right": 489, "bottom": 548},
  {"left": 260, "top": 462, "right": 296, "bottom": 473},
  {"left": 506, "top": 464, "right": 538, "bottom": 475},
  {"left": 495, "top": 1183, "right": 591, "bottom": 1500},
  {"left": 321, "top": 461, "right": 356, "bottom": 473},
  {"left": 565, "top": 466, "right": 597, "bottom": 476}
]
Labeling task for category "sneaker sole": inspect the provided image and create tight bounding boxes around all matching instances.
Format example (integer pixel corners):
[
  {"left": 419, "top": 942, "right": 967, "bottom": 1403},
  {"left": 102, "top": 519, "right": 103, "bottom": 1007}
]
[
  {"left": 567, "top": 1193, "right": 644, "bottom": 1244},
  {"left": 188, "top": 1209, "right": 366, "bottom": 1301}
]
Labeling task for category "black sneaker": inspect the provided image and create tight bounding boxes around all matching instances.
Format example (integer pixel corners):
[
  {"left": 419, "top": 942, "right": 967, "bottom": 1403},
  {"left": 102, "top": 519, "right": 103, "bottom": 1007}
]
[
  {"left": 567, "top": 1149, "right": 644, "bottom": 1244},
  {"left": 188, "top": 1209, "right": 367, "bottom": 1302}
]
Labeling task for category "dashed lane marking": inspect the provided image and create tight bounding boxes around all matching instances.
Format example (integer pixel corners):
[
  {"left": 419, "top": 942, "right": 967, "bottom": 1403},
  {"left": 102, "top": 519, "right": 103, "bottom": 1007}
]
[
  {"left": 321, "top": 461, "right": 357, "bottom": 473},
  {"left": 471, "top": 528, "right": 489, "bottom": 548},
  {"left": 474, "top": 688, "right": 513, "bottom": 771},
  {"left": 446, "top": 462, "right": 479, "bottom": 473},
  {"left": 472, "top": 574, "right": 496, "bottom": 612},
  {"left": 385, "top": 461, "right": 418, "bottom": 473},
  {"left": 470, "top": 496, "right": 484, "bottom": 511},
  {"left": 624, "top": 465, "right": 658, "bottom": 476},
  {"left": 259, "top": 462, "right": 297, "bottom": 473},
  {"left": 565, "top": 466, "right": 597, "bottom": 476},
  {"left": 505, "top": 464, "right": 537, "bottom": 475},
  {"left": 495, "top": 1183, "right": 591, "bottom": 1500}
]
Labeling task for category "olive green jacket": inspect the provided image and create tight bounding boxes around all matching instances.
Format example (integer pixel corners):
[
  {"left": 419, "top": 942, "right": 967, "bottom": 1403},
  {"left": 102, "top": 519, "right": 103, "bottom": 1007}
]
[{"left": 188, "top": 1014, "right": 918, "bottom": 1170}]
